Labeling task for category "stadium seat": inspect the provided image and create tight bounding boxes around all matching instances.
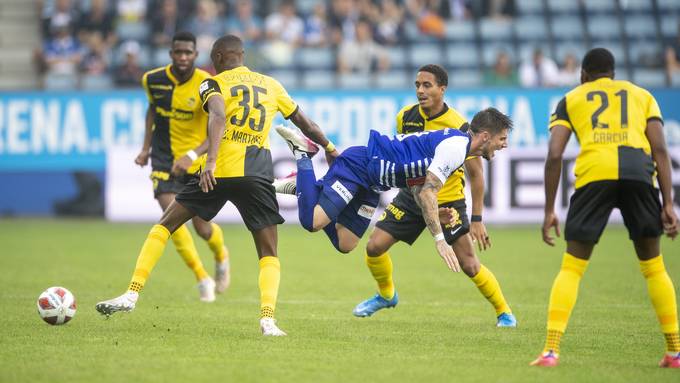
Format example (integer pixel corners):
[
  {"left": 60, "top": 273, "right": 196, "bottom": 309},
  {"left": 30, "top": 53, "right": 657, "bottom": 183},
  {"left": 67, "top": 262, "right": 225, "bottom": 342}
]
[
  {"left": 516, "top": 0, "right": 544, "bottom": 15},
  {"left": 301, "top": 70, "right": 335, "bottom": 89},
  {"left": 479, "top": 18, "right": 513, "bottom": 41},
  {"left": 619, "top": 0, "right": 653, "bottom": 12},
  {"left": 547, "top": 0, "right": 580, "bottom": 14},
  {"left": 267, "top": 70, "right": 298, "bottom": 90},
  {"left": 296, "top": 0, "right": 317, "bottom": 14},
  {"left": 661, "top": 15, "right": 678, "bottom": 39},
  {"left": 632, "top": 68, "right": 667, "bottom": 87},
  {"left": 551, "top": 16, "right": 585, "bottom": 41},
  {"left": 624, "top": 15, "right": 658, "bottom": 39},
  {"left": 583, "top": 0, "right": 616, "bottom": 13},
  {"left": 657, "top": 0, "right": 680, "bottom": 11},
  {"left": 628, "top": 41, "right": 663, "bottom": 68},
  {"left": 446, "top": 42, "right": 479, "bottom": 68},
  {"left": 482, "top": 42, "right": 515, "bottom": 66},
  {"left": 297, "top": 47, "right": 335, "bottom": 70},
  {"left": 113, "top": 44, "right": 151, "bottom": 68},
  {"left": 375, "top": 70, "right": 409, "bottom": 89},
  {"left": 449, "top": 69, "right": 481, "bottom": 87},
  {"left": 338, "top": 73, "right": 372, "bottom": 89},
  {"left": 586, "top": 16, "right": 622, "bottom": 40},
  {"left": 404, "top": 20, "right": 437, "bottom": 43},
  {"left": 514, "top": 16, "right": 548, "bottom": 41},
  {"left": 408, "top": 43, "right": 445, "bottom": 68},
  {"left": 116, "top": 22, "right": 150, "bottom": 42},
  {"left": 555, "top": 42, "right": 587, "bottom": 63},
  {"left": 385, "top": 46, "right": 408, "bottom": 70},
  {"left": 444, "top": 20, "right": 475, "bottom": 41},
  {"left": 614, "top": 66, "right": 631, "bottom": 81},
  {"left": 81, "top": 74, "right": 114, "bottom": 90},
  {"left": 152, "top": 48, "right": 169, "bottom": 67},
  {"left": 44, "top": 73, "right": 78, "bottom": 90}
]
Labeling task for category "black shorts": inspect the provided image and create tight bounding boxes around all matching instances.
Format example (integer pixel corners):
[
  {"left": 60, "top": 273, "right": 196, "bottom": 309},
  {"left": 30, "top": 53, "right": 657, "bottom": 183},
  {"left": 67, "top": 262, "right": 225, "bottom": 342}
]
[
  {"left": 565, "top": 180, "right": 663, "bottom": 242},
  {"left": 175, "top": 176, "right": 284, "bottom": 232},
  {"left": 375, "top": 189, "right": 470, "bottom": 246},
  {"left": 150, "top": 170, "right": 191, "bottom": 198}
]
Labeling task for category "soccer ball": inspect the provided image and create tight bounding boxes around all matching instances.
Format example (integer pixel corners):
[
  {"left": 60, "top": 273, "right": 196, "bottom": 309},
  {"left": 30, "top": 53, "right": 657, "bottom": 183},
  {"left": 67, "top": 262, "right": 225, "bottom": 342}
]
[{"left": 37, "top": 287, "right": 76, "bottom": 325}]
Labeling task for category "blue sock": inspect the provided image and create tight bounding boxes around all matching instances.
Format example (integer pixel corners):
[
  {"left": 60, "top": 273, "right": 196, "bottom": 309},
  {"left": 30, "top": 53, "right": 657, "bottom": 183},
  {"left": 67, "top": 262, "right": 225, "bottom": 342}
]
[
  {"left": 322, "top": 222, "right": 341, "bottom": 251},
  {"left": 296, "top": 156, "right": 320, "bottom": 232}
]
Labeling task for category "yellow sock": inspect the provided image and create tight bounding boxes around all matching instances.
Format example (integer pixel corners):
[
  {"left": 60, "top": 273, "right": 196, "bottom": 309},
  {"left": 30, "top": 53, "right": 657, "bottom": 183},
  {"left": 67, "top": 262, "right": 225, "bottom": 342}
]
[
  {"left": 639, "top": 255, "right": 680, "bottom": 352},
  {"left": 207, "top": 223, "right": 229, "bottom": 263},
  {"left": 259, "top": 256, "right": 280, "bottom": 319},
  {"left": 543, "top": 252, "right": 589, "bottom": 354},
  {"left": 470, "top": 264, "right": 511, "bottom": 316},
  {"left": 366, "top": 252, "right": 394, "bottom": 299},
  {"left": 171, "top": 224, "right": 209, "bottom": 281},
  {"left": 128, "top": 224, "right": 171, "bottom": 292}
]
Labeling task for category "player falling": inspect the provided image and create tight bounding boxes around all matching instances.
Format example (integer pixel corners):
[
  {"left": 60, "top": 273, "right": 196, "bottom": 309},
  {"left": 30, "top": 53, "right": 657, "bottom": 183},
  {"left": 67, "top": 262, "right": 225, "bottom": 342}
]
[
  {"left": 531, "top": 48, "right": 680, "bottom": 368},
  {"left": 274, "top": 108, "right": 512, "bottom": 278}
]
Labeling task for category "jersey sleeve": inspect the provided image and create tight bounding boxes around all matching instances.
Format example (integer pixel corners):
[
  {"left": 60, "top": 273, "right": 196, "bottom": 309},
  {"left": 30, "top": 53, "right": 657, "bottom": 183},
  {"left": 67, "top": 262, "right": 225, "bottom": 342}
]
[
  {"left": 199, "top": 78, "right": 222, "bottom": 113},
  {"left": 549, "top": 97, "right": 573, "bottom": 131},
  {"left": 141, "top": 72, "right": 153, "bottom": 104},
  {"left": 427, "top": 136, "right": 469, "bottom": 185},
  {"left": 644, "top": 91, "right": 663, "bottom": 124},
  {"left": 395, "top": 107, "right": 406, "bottom": 134},
  {"left": 272, "top": 79, "right": 298, "bottom": 119}
]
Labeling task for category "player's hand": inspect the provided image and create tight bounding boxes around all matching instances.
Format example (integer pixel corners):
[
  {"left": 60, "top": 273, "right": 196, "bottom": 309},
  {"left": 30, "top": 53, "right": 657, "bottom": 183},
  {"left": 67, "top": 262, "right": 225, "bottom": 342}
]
[
  {"left": 542, "top": 210, "right": 561, "bottom": 246},
  {"left": 199, "top": 161, "right": 217, "bottom": 193},
  {"left": 438, "top": 207, "right": 455, "bottom": 225},
  {"left": 470, "top": 221, "right": 491, "bottom": 251},
  {"left": 171, "top": 155, "right": 193, "bottom": 176},
  {"left": 324, "top": 149, "right": 340, "bottom": 166},
  {"left": 435, "top": 239, "right": 461, "bottom": 272},
  {"left": 134, "top": 149, "right": 150, "bottom": 167},
  {"left": 662, "top": 203, "right": 679, "bottom": 240}
]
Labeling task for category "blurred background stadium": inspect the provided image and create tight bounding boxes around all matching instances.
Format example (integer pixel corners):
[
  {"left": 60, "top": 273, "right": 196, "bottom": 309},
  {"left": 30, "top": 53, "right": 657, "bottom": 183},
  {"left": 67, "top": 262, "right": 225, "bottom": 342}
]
[{"left": 0, "top": 0, "right": 679, "bottom": 221}]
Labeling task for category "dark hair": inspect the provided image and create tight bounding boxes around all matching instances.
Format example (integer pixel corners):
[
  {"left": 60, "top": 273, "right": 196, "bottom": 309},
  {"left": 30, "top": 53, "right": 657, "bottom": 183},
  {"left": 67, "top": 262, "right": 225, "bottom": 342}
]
[
  {"left": 582, "top": 48, "right": 615, "bottom": 76},
  {"left": 172, "top": 31, "right": 197, "bottom": 46},
  {"left": 213, "top": 34, "right": 244, "bottom": 52},
  {"left": 470, "top": 107, "right": 513, "bottom": 135},
  {"left": 418, "top": 64, "right": 448, "bottom": 86}
]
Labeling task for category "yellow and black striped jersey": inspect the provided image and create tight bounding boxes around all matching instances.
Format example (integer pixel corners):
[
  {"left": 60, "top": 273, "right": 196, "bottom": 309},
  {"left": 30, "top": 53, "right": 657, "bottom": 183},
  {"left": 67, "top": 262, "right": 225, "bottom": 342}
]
[
  {"left": 198, "top": 66, "right": 298, "bottom": 180},
  {"left": 142, "top": 65, "right": 211, "bottom": 174},
  {"left": 396, "top": 103, "right": 469, "bottom": 203},
  {"left": 549, "top": 77, "right": 663, "bottom": 189}
]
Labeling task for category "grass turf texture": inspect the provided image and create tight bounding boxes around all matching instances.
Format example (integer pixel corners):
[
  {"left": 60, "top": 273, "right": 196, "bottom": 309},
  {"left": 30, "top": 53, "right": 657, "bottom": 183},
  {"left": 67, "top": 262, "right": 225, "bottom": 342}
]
[{"left": 1, "top": 219, "right": 678, "bottom": 382}]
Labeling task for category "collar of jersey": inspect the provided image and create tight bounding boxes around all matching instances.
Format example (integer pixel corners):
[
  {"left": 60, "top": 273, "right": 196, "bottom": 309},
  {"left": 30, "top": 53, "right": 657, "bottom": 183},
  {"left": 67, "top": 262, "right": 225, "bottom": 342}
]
[
  {"left": 164, "top": 64, "right": 197, "bottom": 86},
  {"left": 223, "top": 65, "right": 251, "bottom": 74},
  {"left": 418, "top": 102, "right": 450, "bottom": 121}
]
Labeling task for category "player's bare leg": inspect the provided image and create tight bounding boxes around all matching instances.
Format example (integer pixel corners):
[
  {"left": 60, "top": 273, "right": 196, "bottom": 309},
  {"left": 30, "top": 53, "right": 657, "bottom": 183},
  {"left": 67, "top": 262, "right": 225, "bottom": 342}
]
[
  {"left": 251, "top": 225, "right": 286, "bottom": 336},
  {"left": 192, "top": 217, "right": 231, "bottom": 293},
  {"left": 452, "top": 233, "right": 515, "bottom": 327}
]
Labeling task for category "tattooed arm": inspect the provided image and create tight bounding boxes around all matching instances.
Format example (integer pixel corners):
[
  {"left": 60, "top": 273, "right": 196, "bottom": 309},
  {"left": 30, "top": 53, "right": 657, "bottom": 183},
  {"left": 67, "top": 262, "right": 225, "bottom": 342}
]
[{"left": 411, "top": 172, "right": 461, "bottom": 272}]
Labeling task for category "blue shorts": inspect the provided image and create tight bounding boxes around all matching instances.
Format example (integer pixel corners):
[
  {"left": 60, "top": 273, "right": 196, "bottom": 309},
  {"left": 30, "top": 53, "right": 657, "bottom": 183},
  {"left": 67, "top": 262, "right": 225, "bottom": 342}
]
[{"left": 317, "top": 146, "right": 380, "bottom": 238}]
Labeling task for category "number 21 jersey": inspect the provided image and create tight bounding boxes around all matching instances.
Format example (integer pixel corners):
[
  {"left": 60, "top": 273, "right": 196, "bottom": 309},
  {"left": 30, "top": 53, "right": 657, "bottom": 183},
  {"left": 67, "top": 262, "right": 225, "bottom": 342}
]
[{"left": 199, "top": 66, "right": 299, "bottom": 180}]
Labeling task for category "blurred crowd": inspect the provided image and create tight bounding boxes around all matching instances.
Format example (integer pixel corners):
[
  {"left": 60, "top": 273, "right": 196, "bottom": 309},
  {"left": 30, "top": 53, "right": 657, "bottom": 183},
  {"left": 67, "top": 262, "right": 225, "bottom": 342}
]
[{"left": 37, "top": 0, "right": 677, "bottom": 89}]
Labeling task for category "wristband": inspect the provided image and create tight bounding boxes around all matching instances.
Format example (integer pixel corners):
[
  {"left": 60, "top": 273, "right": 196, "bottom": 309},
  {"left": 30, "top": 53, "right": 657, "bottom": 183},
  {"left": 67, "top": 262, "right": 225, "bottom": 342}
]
[
  {"left": 471, "top": 215, "right": 482, "bottom": 222},
  {"left": 324, "top": 141, "right": 336, "bottom": 152},
  {"left": 186, "top": 150, "right": 198, "bottom": 161},
  {"left": 434, "top": 233, "right": 445, "bottom": 242}
]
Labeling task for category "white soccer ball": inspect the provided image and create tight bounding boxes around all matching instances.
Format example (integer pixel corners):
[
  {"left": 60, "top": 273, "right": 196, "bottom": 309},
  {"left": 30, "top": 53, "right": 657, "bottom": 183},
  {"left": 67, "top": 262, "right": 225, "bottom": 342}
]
[{"left": 37, "top": 287, "right": 76, "bottom": 325}]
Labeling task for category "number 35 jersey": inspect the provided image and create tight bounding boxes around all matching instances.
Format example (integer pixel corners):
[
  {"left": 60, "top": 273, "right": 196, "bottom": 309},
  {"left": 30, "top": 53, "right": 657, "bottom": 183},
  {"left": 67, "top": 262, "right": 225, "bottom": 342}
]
[
  {"left": 199, "top": 66, "right": 298, "bottom": 180},
  {"left": 550, "top": 77, "right": 663, "bottom": 189}
]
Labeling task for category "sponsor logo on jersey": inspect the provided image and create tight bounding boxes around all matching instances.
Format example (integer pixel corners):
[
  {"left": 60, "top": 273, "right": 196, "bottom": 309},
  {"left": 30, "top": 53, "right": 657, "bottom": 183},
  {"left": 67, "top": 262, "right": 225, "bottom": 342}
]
[
  {"left": 149, "top": 84, "right": 173, "bottom": 90},
  {"left": 331, "top": 181, "right": 353, "bottom": 203},
  {"left": 155, "top": 106, "right": 194, "bottom": 121},
  {"left": 357, "top": 204, "right": 376, "bottom": 219},
  {"left": 384, "top": 204, "right": 405, "bottom": 220}
]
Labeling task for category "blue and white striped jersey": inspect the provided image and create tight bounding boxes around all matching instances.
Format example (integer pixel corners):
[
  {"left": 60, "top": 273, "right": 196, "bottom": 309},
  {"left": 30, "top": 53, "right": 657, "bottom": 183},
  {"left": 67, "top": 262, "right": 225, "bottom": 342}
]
[{"left": 366, "top": 128, "right": 471, "bottom": 190}]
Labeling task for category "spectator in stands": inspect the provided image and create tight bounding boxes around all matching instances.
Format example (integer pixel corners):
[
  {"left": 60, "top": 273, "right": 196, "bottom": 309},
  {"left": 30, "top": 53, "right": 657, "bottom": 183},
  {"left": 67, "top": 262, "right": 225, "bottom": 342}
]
[
  {"left": 225, "top": 0, "right": 263, "bottom": 45},
  {"left": 304, "top": 3, "right": 329, "bottom": 47},
  {"left": 41, "top": 0, "right": 79, "bottom": 39},
  {"left": 187, "top": 0, "right": 224, "bottom": 55},
  {"left": 43, "top": 15, "right": 82, "bottom": 76},
  {"left": 76, "top": 0, "right": 116, "bottom": 49},
  {"left": 337, "top": 19, "right": 390, "bottom": 74},
  {"left": 406, "top": 0, "right": 445, "bottom": 39},
  {"left": 519, "top": 48, "right": 559, "bottom": 87},
  {"left": 665, "top": 21, "right": 680, "bottom": 85},
  {"left": 483, "top": 0, "right": 516, "bottom": 19},
  {"left": 375, "top": 0, "right": 405, "bottom": 45},
  {"left": 114, "top": 40, "right": 144, "bottom": 87},
  {"left": 440, "top": 0, "right": 474, "bottom": 20},
  {"left": 117, "top": 0, "right": 147, "bottom": 23},
  {"left": 150, "top": 0, "right": 182, "bottom": 48},
  {"left": 265, "top": 0, "right": 304, "bottom": 46},
  {"left": 484, "top": 51, "right": 517, "bottom": 86},
  {"left": 328, "top": 0, "right": 359, "bottom": 45},
  {"left": 80, "top": 33, "right": 109, "bottom": 75},
  {"left": 556, "top": 53, "right": 580, "bottom": 87}
]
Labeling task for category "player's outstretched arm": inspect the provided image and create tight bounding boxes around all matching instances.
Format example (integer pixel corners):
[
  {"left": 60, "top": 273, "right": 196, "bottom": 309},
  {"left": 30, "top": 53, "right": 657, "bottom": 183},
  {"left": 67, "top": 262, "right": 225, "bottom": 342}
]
[
  {"left": 412, "top": 172, "right": 461, "bottom": 272},
  {"left": 199, "top": 95, "right": 226, "bottom": 193},
  {"left": 465, "top": 156, "right": 490, "bottom": 250},
  {"left": 135, "top": 106, "right": 155, "bottom": 167},
  {"left": 646, "top": 119, "right": 679, "bottom": 239},
  {"left": 289, "top": 108, "right": 339, "bottom": 164},
  {"left": 542, "top": 125, "right": 571, "bottom": 246}
]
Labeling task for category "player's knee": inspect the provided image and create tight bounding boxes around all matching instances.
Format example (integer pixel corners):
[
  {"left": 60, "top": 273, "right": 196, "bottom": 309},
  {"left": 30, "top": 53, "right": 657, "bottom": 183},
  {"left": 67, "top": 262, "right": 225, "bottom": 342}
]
[
  {"left": 455, "top": 249, "right": 480, "bottom": 277},
  {"left": 337, "top": 241, "right": 357, "bottom": 254},
  {"left": 462, "top": 262, "right": 480, "bottom": 278},
  {"left": 366, "top": 238, "right": 388, "bottom": 257},
  {"left": 194, "top": 225, "right": 212, "bottom": 240}
]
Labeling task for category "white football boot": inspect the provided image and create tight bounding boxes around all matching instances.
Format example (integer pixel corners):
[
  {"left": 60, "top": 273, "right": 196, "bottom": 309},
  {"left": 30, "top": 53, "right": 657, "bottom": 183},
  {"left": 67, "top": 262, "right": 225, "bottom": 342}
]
[
  {"left": 275, "top": 125, "right": 319, "bottom": 159},
  {"left": 95, "top": 291, "right": 138, "bottom": 316},
  {"left": 215, "top": 258, "right": 231, "bottom": 294},
  {"left": 260, "top": 318, "right": 287, "bottom": 336},
  {"left": 198, "top": 277, "right": 216, "bottom": 302},
  {"left": 272, "top": 172, "right": 297, "bottom": 195}
]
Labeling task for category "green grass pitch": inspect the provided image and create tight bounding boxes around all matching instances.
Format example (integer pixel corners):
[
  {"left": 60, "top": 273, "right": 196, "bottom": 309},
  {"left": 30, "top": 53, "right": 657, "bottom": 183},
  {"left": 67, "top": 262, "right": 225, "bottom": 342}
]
[{"left": 1, "top": 219, "right": 678, "bottom": 382}]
